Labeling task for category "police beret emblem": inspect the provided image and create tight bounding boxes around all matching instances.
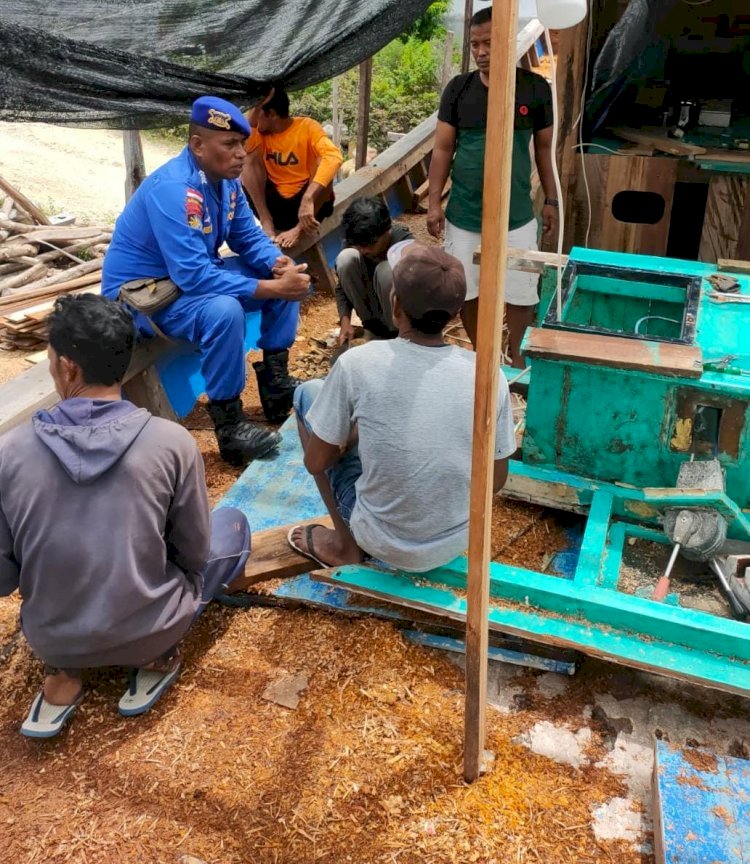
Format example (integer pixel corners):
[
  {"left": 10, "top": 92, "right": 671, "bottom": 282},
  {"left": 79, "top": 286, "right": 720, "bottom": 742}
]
[{"left": 207, "top": 108, "right": 231, "bottom": 130}]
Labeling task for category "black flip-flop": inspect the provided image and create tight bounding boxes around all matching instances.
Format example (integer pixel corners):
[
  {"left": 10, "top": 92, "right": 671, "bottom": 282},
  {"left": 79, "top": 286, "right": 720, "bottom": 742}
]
[{"left": 287, "top": 523, "right": 330, "bottom": 568}]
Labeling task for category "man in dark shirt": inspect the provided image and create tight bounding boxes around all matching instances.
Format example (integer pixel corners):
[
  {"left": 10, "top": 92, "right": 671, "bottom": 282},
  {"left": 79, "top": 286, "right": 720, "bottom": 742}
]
[
  {"left": 334, "top": 197, "right": 414, "bottom": 344},
  {"left": 427, "top": 6, "right": 558, "bottom": 367}
]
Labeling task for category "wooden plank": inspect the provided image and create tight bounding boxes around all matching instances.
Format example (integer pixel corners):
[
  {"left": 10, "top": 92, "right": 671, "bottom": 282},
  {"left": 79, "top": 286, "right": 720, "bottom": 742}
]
[
  {"left": 717, "top": 258, "right": 750, "bottom": 274},
  {"left": 653, "top": 740, "right": 750, "bottom": 864},
  {"left": 524, "top": 327, "right": 703, "bottom": 378},
  {"left": 473, "top": 246, "right": 569, "bottom": 271},
  {"left": 228, "top": 517, "right": 334, "bottom": 592},
  {"left": 0, "top": 174, "right": 51, "bottom": 225},
  {"left": 312, "top": 566, "right": 750, "bottom": 697},
  {"left": 305, "top": 242, "right": 337, "bottom": 295},
  {"left": 0, "top": 272, "right": 103, "bottom": 312},
  {"left": 355, "top": 58, "right": 373, "bottom": 171},
  {"left": 611, "top": 127, "right": 707, "bottom": 157},
  {"left": 464, "top": 0, "right": 518, "bottom": 784},
  {"left": 699, "top": 175, "right": 750, "bottom": 263},
  {"left": 122, "top": 365, "right": 178, "bottom": 422},
  {"left": 0, "top": 337, "right": 170, "bottom": 437}
]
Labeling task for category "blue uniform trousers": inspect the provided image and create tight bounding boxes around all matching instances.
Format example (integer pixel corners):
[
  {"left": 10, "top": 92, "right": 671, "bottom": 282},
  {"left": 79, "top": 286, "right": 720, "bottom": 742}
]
[{"left": 150, "top": 257, "right": 300, "bottom": 402}]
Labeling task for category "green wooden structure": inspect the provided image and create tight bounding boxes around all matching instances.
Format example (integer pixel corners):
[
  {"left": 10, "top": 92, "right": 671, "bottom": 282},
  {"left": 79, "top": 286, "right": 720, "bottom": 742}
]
[{"left": 316, "top": 248, "right": 750, "bottom": 696}]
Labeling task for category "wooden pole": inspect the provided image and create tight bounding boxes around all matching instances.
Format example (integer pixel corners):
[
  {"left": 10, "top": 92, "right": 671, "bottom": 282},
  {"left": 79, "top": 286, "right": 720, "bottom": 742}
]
[
  {"left": 460, "top": 0, "right": 473, "bottom": 74},
  {"left": 332, "top": 77, "right": 341, "bottom": 149},
  {"left": 123, "top": 130, "right": 146, "bottom": 201},
  {"left": 441, "top": 30, "right": 456, "bottom": 90},
  {"left": 355, "top": 58, "right": 373, "bottom": 171},
  {"left": 463, "top": 0, "right": 519, "bottom": 783}
]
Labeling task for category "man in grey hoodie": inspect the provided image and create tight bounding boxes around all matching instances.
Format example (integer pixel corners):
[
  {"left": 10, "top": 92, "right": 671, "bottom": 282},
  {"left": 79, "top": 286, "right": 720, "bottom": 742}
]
[{"left": 0, "top": 294, "right": 252, "bottom": 738}]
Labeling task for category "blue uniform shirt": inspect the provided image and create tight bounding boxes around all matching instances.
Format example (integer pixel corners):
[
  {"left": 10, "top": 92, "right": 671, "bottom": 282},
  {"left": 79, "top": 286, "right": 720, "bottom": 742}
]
[{"left": 103, "top": 147, "right": 280, "bottom": 299}]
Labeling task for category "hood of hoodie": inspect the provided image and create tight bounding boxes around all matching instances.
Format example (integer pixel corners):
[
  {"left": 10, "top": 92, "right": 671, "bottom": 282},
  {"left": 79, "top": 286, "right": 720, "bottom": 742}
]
[{"left": 33, "top": 398, "right": 151, "bottom": 484}]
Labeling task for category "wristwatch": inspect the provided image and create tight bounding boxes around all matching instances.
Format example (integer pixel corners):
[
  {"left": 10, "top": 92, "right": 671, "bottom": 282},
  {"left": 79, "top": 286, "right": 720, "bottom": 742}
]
[{"left": 544, "top": 198, "right": 559, "bottom": 207}]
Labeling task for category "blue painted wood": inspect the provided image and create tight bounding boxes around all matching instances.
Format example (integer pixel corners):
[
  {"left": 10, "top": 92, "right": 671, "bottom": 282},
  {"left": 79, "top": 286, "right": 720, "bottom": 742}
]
[
  {"left": 654, "top": 739, "right": 750, "bottom": 863},
  {"left": 574, "top": 490, "right": 613, "bottom": 587},
  {"left": 402, "top": 630, "right": 576, "bottom": 675},
  {"left": 155, "top": 312, "right": 262, "bottom": 418},
  {"left": 219, "top": 414, "right": 325, "bottom": 531},
  {"left": 320, "top": 566, "right": 750, "bottom": 693}
]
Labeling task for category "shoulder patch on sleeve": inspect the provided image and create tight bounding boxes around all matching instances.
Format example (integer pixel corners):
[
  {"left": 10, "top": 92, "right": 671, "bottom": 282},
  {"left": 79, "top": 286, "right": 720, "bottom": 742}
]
[{"left": 186, "top": 187, "right": 204, "bottom": 227}]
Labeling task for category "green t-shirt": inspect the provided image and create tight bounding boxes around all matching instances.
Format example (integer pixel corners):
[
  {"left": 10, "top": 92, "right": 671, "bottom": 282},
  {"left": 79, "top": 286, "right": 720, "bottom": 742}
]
[{"left": 438, "top": 69, "right": 553, "bottom": 233}]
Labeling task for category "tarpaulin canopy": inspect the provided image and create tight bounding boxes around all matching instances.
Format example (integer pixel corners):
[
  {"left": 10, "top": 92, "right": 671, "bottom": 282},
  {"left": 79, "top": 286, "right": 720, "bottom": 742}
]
[{"left": 0, "top": 0, "right": 432, "bottom": 128}]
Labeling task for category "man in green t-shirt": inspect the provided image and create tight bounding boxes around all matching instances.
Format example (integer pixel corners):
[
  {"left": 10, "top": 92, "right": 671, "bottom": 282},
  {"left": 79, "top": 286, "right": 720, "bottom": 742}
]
[{"left": 427, "top": 6, "right": 558, "bottom": 367}]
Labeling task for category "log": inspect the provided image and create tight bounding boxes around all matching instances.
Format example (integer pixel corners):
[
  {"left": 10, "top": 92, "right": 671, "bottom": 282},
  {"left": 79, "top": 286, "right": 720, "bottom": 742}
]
[
  {"left": 0, "top": 262, "right": 48, "bottom": 293},
  {"left": 0, "top": 244, "right": 37, "bottom": 262},
  {"left": 15, "top": 226, "right": 105, "bottom": 245},
  {"left": 28, "top": 258, "right": 102, "bottom": 289},
  {"left": 36, "top": 234, "right": 112, "bottom": 263},
  {"left": 0, "top": 175, "right": 51, "bottom": 225}
]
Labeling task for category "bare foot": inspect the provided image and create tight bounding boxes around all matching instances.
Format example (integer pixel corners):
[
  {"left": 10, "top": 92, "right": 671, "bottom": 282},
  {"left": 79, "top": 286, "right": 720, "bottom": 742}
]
[
  {"left": 290, "top": 523, "right": 363, "bottom": 567},
  {"left": 141, "top": 651, "right": 181, "bottom": 674},
  {"left": 275, "top": 226, "right": 303, "bottom": 249},
  {"left": 43, "top": 671, "right": 82, "bottom": 706}
]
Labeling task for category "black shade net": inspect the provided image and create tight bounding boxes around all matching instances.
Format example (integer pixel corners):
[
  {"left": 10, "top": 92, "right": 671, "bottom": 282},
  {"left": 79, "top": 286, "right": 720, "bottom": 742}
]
[{"left": 0, "top": 0, "right": 432, "bottom": 128}]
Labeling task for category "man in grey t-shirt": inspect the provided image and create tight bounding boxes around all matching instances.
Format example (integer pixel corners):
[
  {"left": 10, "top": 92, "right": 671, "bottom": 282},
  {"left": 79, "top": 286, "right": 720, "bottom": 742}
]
[{"left": 289, "top": 245, "right": 516, "bottom": 573}]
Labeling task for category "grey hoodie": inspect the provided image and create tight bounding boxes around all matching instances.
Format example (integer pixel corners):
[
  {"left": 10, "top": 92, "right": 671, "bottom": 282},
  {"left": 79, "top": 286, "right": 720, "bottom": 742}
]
[{"left": 0, "top": 398, "right": 210, "bottom": 668}]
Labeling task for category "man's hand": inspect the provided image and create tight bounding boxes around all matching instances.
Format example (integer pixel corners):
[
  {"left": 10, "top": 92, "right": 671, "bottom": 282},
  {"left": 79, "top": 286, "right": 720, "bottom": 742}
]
[
  {"left": 427, "top": 205, "right": 445, "bottom": 239},
  {"left": 298, "top": 197, "right": 320, "bottom": 234},
  {"left": 338, "top": 317, "right": 356, "bottom": 346},
  {"left": 272, "top": 255, "right": 295, "bottom": 277},
  {"left": 542, "top": 204, "right": 559, "bottom": 238},
  {"left": 256, "top": 264, "right": 311, "bottom": 301}
]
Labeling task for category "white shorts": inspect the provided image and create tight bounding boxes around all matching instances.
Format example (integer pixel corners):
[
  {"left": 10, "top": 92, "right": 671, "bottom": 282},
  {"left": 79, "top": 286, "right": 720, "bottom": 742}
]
[{"left": 444, "top": 218, "right": 540, "bottom": 306}]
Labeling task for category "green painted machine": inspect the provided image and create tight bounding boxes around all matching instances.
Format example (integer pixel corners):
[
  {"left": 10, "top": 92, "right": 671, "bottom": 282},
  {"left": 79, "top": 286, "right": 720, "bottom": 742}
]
[{"left": 317, "top": 248, "right": 750, "bottom": 696}]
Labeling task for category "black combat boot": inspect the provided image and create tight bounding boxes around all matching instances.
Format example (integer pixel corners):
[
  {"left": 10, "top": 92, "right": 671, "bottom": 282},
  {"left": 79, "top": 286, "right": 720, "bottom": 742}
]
[
  {"left": 253, "top": 349, "right": 300, "bottom": 423},
  {"left": 206, "top": 398, "right": 281, "bottom": 467}
]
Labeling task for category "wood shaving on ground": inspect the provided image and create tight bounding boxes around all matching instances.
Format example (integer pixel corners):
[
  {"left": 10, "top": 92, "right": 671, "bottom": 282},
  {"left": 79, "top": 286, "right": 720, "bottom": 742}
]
[{"left": 0, "top": 224, "right": 641, "bottom": 863}]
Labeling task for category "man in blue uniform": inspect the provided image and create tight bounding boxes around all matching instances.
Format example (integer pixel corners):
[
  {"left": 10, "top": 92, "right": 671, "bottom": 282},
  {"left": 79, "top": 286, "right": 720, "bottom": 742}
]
[{"left": 103, "top": 96, "right": 311, "bottom": 466}]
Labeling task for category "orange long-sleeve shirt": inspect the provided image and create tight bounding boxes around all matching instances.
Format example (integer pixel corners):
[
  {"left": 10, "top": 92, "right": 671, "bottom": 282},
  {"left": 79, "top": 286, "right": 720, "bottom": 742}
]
[{"left": 245, "top": 117, "right": 343, "bottom": 199}]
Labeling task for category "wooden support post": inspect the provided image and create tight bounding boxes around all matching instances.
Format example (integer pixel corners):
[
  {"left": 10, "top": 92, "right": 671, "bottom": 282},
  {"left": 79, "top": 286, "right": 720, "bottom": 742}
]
[
  {"left": 441, "top": 30, "right": 456, "bottom": 90},
  {"left": 332, "top": 77, "right": 341, "bottom": 148},
  {"left": 123, "top": 130, "right": 146, "bottom": 201},
  {"left": 541, "top": 11, "right": 591, "bottom": 252},
  {"left": 355, "top": 58, "right": 373, "bottom": 171},
  {"left": 464, "top": 0, "right": 518, "bottom": 783},
  {"left": 461, "top": 0, "right": 473, "bottom": 74}
]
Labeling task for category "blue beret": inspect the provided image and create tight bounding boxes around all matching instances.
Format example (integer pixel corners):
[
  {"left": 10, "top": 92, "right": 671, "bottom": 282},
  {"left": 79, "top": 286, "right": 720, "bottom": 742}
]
[{"left": 190, "top": 96, "right": 250, "bottom": 136}]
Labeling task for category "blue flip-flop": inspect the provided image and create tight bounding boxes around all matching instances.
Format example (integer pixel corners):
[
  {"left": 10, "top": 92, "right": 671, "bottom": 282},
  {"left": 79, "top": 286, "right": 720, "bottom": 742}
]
[
  {"left": 118, "top": 660, "right": 181, "bottom": 717},
  {"left": 21, "top": 690, "right": 83, "bottom": 739}
]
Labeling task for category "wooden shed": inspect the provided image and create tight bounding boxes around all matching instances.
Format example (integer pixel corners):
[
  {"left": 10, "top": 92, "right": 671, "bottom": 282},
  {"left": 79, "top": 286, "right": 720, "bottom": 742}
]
[{"left": 552, "top": 0, "right": 750, "bottom": 262}]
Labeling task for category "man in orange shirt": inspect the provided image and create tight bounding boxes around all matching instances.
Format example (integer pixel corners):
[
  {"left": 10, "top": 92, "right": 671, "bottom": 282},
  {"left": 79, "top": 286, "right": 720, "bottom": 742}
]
[{"left": 243, "top": 88, "right": 343, "bottom": 249}]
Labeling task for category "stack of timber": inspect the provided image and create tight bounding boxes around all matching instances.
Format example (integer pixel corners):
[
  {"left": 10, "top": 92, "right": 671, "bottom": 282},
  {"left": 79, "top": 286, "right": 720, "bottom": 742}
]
[{"left": 0, "top": 176, "right": 110, "bottom": 351}]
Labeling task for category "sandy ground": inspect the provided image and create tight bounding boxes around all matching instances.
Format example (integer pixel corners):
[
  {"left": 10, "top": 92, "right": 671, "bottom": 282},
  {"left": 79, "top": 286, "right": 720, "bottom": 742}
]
[{"left": 0, "top": 123, "right": 180, "bottom": 225}]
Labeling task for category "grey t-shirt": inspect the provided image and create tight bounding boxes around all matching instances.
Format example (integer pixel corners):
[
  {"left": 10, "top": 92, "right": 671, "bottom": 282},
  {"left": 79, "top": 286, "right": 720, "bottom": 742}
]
[{"left": 306, "top": 338, "right": 516, "bottom": 572}]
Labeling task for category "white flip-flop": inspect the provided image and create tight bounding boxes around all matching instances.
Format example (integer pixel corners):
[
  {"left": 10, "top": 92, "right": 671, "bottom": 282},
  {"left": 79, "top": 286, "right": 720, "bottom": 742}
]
[
  {"left": 287, "top": 523, "right": 330, "bottom": 569},
  {"left": 21, "top": 690, "right": 83, "bottom": 739},
  {"left": 118, "top": 660, "right": 181, "bottom": 717}
]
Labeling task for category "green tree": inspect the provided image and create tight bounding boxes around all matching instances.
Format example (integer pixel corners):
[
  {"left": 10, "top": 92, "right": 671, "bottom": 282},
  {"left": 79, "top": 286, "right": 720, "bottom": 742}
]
[{"left": 399, "top": 1, "right": 448, "bottom": 43}]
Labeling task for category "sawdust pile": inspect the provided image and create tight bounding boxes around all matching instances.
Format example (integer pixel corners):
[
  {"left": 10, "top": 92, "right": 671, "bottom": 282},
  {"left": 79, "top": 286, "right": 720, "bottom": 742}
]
[{"left": 0, "top": 606, "right": 638, "bottom": 864}]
